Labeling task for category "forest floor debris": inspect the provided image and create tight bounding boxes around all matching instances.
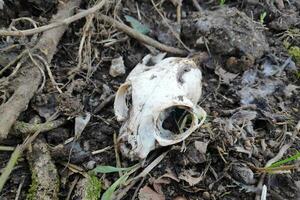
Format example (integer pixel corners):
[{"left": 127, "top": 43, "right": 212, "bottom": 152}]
[{"left": 0, "top": 0, "right": 299, "bottom": 199}]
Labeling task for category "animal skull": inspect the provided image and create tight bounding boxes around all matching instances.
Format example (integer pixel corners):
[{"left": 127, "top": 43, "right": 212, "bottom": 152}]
[{"left": 114, "top": 54, "right": 207, "bottom": 160}]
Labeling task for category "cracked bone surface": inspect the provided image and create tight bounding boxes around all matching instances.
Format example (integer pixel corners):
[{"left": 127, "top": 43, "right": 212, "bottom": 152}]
[{"left": 114, "top": 54, "right": 207, "bottom": 160}]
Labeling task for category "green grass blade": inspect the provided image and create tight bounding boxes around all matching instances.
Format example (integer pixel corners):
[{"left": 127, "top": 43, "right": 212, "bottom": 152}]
[
  {"left": 101, "top": 174, "right": 129, "bottom": 200},
  {"left": 260, "top": 12, "right": 267, "bottom": 24},
  {"left": 124, "top": 15, "right": 150, "bottom": 35},
  {"left": 269, "top": 151, "right": 300, "bottom": 168},
  {"left": 92, "top": 166, "right": 132, "bottom": 174}
]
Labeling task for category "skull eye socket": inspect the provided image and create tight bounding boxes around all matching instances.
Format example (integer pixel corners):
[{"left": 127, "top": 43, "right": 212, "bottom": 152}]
[{"left": 159, "top": 106, "right": 193, "bottom": 137}]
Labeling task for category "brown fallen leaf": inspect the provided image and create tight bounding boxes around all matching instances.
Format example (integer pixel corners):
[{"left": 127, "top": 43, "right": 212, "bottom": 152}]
[
  {"left": 186, "top": 141, "right": 208, "bottom": 164},
  {"left": 152, "top": 178, "right": 170, "bottom": 195},
  {"left": 179, "top": 169, "right": 203, "bottom": 186},
  {"left": 149, "top": 169, "right": 180, "bottom": 194},
  {"left": 139, "top": 185, "right": 165, "bottom": 200},
  {"left": 215, "top": 66, "right": 239, "bottom": 84}
]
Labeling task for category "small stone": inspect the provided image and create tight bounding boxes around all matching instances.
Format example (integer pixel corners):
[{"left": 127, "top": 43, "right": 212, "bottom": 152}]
[
  {"left": 232, "top": 164, "right": 255, "bottom": 184},
  {"left": 196, "top": 37, "right": 205, "bottom": 46},
  {"left": 86, "top": 160, "right": 96, "bottom": 170},
  {"left": 109, "top": 56, "right": 126, "bottom": 77},
  {"left": 203, "top": 191, "right": 210, "bottom": 200}
]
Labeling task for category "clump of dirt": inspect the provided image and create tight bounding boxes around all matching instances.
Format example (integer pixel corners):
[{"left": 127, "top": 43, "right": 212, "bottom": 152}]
[{"left": 183, "top": 7, "right": 269, "bottom": 59}]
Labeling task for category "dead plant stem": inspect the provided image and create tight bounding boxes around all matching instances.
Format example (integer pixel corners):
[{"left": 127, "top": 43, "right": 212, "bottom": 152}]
[
  {"left": 0, "top": 0, "right": 81, "bottom": 139},
  {"left": 0, "top": 145, "right": 22, "bottom": 192},
  {"left": 98, "top": 14, "right": 187, "bottom": 55},
  {"left": 114, "top": 132, "right": 123, "bottom": 177},
  {"left": 0, "top": 146, "right": 15, "bottom": 151},
  {"left": 0, "top": 0, "right": 107, "bottom": 37},
  {"left": 0, "top": 114, "right": 59, "bottom": 192},
  {"left": 151, "top": 0, "right": 191, "bottom": 52}
]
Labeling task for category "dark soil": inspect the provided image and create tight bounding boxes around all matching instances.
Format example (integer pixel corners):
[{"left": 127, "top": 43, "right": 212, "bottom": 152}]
[{"left": 0, "top": 0, "right": 300, "bottom": 199}]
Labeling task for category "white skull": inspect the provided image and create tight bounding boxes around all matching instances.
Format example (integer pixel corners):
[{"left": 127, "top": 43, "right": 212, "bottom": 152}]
[{"left": 114, "top": 54, "right": 207, "bottom": 159}]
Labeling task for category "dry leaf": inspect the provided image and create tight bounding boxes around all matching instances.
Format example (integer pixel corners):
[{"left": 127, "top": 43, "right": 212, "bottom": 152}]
[
  {"left": 215, "top": 67, "right": 238, "bottom": 84},
  {"left": 138, "top": 186, "right": 165, "bottom": 200},
  {"left": 179, "top": 169, "right": 203, "bottom": 186},
  {"left": 74, "top": 113, "right": 91, "bottom": 139},
  {"left": 194, "top": 140, "right": 209, "bottom": 154},
  {"left": 150, "top": 170, "right": 179, "bottom": 194}
]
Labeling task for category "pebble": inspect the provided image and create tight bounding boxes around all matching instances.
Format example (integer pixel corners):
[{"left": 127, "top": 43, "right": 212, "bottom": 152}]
[
  {"left": 203, "top": 191, "right": 210, "bottom": 200},
  {"left": 86, "top": 160, "right": 96, "bottom": 170},
  {"left": 109, "top": 56, "right": 126, "bottom": 77}
]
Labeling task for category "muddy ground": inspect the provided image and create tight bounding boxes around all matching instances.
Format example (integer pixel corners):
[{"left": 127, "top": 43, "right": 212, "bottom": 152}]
[{"left": 0, "top": 0, "right": 300, "bottom": 199}]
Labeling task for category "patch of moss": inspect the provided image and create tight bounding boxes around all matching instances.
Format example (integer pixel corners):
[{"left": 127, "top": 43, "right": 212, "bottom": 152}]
[
  {"left": 26, "top": 171, "right": 38, "bottom": 200},
  {"left": 84, "top": 174, "right": 102, "bottom": 200},
  {"left": 288, "top": 46, "right": 300, "bottom": 65},
  {"left": 296, "top": 71, "right": 300, "bottom": 79}
]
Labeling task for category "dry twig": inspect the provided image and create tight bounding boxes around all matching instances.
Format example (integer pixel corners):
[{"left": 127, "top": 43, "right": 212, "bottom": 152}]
[
  {"left": 151, "top": 0, "right": 191, "bottom": 52},
  {"left": 98, "top": 14, "right": 187, "bottom": 55},
  {"left": 14, "top": 177, "right": 25, "bottom": 200},
  {"left": 68, "top": 13, "right": 95, "bottom": 76},
  {"left": 254, "top": 125, "right": 298, "bottom": 199},
  {"left": 115, "top": 151, "right": 169, "bottom": 200},
  {"left": 221, "top": 104, "right": 257, "bottom": 115},
  {"left": 0, "top": 113, "right": 60, "bottom": 193},
  {"left": 192, "top": 0, "right": 203, "bottom": 12},
  {"left": 0, "top": 0, "right": 81, "bottom": 139},
  {"left": 14, "top": 118, "right": 66, "bottom": 135},
  {"left": 0, "top": 145, "right": 22, "bottom": 192},
  {"left": 0, "top": 0, "right": 107, "bottom": 37},
  {"left": 114, "top": 132, "right": 123, "bottom": 177},
  {"left": 93, "top": 94, "right": 115, "bottom": 114}
]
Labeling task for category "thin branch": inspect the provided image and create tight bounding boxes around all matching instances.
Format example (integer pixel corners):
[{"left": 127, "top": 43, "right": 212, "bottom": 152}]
[
  {"left": 0, "top": 145, "right": 22, "bottom": 192},
  {"left": 0, "top": 0, "right": 81, "bottom": 139},
  {"left": 98, "top": 14, "right": 188, "bottom": 55},
  {"left": 265, "top": 142, "right": 293, "bottom": 167},
  {"left": 94, "top": 94, "right": 115, "bottom": 114},
  {"left": 151, "top": 0, "right": 191, "bottom": 52},
  {"left": 0, "top": 113, "right": 59, "bottom": 193},
  {"left": 14, "top": 118, "right": 66, "bottom": 135},
  {"left": 192, "top": 0, "right": 203, "bottom": 12},
  {"left": 0, "top": 0, "right": 107, "bottom": 37},
  {"left": 221, "top": 104, "right": 257, "bottom": 115}
]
